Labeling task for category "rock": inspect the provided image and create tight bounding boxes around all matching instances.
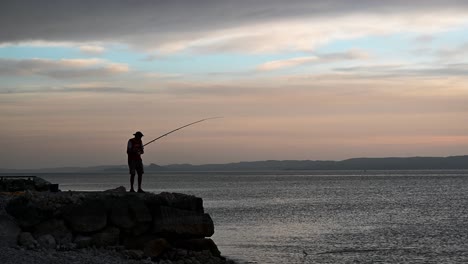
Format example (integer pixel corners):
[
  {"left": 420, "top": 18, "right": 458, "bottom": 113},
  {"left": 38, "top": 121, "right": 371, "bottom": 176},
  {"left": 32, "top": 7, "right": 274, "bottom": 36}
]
[
  {"left": 130, "top": 198, "right": 152, "bottom": 223},
  {"left": 110, "top": 197, "right": 151, "bottom": 229},
  {"left": 74, "top": 235, "right": 93, "bottom": 248},
  {"left": 33, "top": 219, "right": 72, "bottom": 245},
  {"left": 37, "top": 234, "right": 56, "bottom": 249},
  {"left": 123, "top": 249, "right": 145, "bottom": 260},
  {"left": 153, "top": 206, "right": 214, "bottom": 238},
  {"left": 92, "top": 227, "right": 120, "bottom": 247},
  {"left": 18, "top": 232, "right": 38, "bottom": 249},
  {"left": 159, "top": 193, "right": 204, "bottom": 213},
  {"left": 123, "top": 234, "right": 160, "bottom": 249},
  {"left": 104, "top": 186, "right": 126, "bottom": 193},
  {"left": 173, "top": 239, "right": 221, "bottom": 257},
  {"left": 33, "top": 177, "right": 53, "bottom": 192},
  {"left": 129, "top": 222, "right": 151, "bottom": 236},
  {"left": 143, "top": 238, "right": 170, "bottom": 258},
  {"left": 57, "top": 242, "right": 77, "bottom": 251},
  {"left": 63, "top": 199, "right": 107, "bottom": 233},
  {"left": 110, "top": 200, "right": 135, "bottom": 229},
  {"left": 0, "top": 215, "right": 21, "bottom": 247},
  {"left": 5, "top": 196, "right": 50, "bottom": 228}
]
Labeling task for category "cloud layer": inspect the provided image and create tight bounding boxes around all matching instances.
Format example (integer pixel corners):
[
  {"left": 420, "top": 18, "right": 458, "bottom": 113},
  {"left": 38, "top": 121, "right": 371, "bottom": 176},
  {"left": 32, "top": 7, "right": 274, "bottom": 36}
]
[{"left": 2, "top": 1, "right": 468, "bottom": 53}]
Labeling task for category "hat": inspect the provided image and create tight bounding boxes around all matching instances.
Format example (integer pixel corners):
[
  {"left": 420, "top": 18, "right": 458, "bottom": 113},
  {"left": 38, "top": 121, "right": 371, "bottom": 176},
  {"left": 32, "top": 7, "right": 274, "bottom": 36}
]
[{"left": 133, "top": 131, "right": 144, "bottom": 137}]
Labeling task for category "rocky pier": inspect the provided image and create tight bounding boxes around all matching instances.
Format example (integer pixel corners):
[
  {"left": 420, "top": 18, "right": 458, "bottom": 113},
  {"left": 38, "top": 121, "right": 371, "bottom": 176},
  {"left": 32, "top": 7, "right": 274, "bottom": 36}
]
[{"left": 0, "top": 185, "right": 235, "bottom": 264}]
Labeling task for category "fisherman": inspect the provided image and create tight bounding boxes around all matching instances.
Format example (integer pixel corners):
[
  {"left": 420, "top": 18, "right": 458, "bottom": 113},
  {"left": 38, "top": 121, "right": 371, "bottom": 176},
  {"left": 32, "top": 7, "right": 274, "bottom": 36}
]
[{"left": 127, "top": 131, "right": 145, "bottom": 193}]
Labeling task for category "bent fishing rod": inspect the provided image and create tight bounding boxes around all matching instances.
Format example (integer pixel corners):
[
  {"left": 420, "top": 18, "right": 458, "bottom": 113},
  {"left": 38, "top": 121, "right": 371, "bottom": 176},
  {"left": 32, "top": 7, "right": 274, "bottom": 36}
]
[{"left": 143, "top": 117, "right": 223, "bottom": 147}]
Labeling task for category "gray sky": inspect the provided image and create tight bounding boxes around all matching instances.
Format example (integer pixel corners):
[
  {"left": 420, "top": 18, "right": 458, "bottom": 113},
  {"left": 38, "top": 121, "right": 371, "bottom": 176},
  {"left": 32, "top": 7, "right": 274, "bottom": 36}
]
[{"left": 1, "top": 1, "right": 468, "bottom": 169}]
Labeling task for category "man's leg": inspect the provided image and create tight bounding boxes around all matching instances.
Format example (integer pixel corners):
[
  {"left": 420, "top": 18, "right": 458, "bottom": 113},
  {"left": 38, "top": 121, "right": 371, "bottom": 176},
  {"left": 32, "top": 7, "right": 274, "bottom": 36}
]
[
  {"left": 137, "top": 172, "right": 143, "bottom": 191},
  {"left": 137, "top": 160, "right": 145, "bottom": 193},
  {"left": 130, "top": 174, "right": 135, "bottom": 192}
]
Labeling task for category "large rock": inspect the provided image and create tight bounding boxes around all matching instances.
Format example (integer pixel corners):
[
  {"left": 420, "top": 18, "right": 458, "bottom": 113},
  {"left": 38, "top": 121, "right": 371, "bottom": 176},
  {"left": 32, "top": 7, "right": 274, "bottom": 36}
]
[
  {"left": 153, "top": 206, "right": 214, "bottom": 238},
  {"left": 173, "top": 238, "right": 221, "bottom": 257},
  {"left": 143, "top": 238, "right": 170, "bottom": 257},
  {"left": 92, "top": 227, "right": 120, "bottom": 247},
  {"left": 123, "top": 234, "right": 161, "bottom": 249},
  {"left": 110, "top": 197, "right": 152, "bottom": 229},
  {"left": 5, "top": 196, "right": 51, "bottom": 228},
  {"left": 63, "top": 199, "right": 107, "bottom": 233},
  {"left": 18, "top": 232, "right": 38, "bottom": 249},
  {"left": 74, "top": 235, "right": 93, "bottom": 248},
  {"left": 0, "top": 215, "right": 21, "bottom": 247},
  {"left": 104, "top": 186, "right": 126, "bottom": 193},
  {"left": 33, "top": 218, "right": 72, "bottom": 245},
  {"left": 159, "top": 192, "right": 204, "bottom": 213},
  {"left": 37, "top": 234, "right": 56, "bottom": 249}
]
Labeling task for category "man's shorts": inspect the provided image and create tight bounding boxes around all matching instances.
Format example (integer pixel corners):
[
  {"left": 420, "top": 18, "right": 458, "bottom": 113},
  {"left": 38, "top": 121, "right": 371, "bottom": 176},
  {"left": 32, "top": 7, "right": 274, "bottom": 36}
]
[{"left": 128, "top": 159, "right": 144, "bottom": 175}]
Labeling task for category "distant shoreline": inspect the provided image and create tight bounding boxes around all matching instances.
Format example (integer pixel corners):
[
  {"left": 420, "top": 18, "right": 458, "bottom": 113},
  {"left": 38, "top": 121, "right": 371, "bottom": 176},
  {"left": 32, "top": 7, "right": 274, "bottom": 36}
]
[{"left": 2, "top": 155, "right": 468, "bottom": 173}]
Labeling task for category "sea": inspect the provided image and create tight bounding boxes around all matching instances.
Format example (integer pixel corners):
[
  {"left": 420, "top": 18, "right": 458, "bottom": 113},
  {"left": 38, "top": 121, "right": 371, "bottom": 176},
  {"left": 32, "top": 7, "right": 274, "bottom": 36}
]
[{"left": 7, "top": 170, "right": 468, "bottom": 263}]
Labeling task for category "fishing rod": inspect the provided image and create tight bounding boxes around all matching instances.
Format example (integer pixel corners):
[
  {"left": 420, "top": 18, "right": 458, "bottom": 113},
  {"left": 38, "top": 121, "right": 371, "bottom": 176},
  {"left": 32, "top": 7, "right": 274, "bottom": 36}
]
[{"left": 143, "top": 117, "right": 223, "bottom": 147}]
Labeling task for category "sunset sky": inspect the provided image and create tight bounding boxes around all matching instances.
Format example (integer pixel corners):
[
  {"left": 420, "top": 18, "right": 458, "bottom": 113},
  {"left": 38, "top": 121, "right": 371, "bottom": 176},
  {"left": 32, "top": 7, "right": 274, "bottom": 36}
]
[{"left": 1, "top": 1, "right": 468, "bottom": 169}]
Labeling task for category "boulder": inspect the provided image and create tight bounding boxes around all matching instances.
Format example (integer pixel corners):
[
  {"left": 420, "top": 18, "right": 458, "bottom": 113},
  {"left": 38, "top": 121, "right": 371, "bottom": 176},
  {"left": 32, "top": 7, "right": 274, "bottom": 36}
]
[
  {"left": 74, "top": 235, "right": 93, "bottom": 248},
  {"left": 110, "top": 197, "right": 151, "bottom": 229},
  {"left": 63, "top": 199, "right": 107, "bottom": 233},
  {"left": 123, "top": 234, "right": 160, "bottom": 249},
  {"left": 153, "top": 206, "right": 214, "bottom": 238},
  {"left": 123, "top": 249, "right": 145, "bottom": 260},
  {"left": 143, "top": 238, "right": 171, "bottom": 257},
  {"left": 104, "top": 186, "right": 126, "bottom": 193},
  {"left": 0, "top": 215, "right": 21, "bottom": 247},
  {"left": 173, "top": 238, "right": 221, "bottom": 257},
  {"left": 18, "top": 232, "right": 38, "bottom": 249},
  {"left": 37, "top": 234, "right": 56, "bottom": 249},
  {"left": 33, "top": 218, "right": 72, "bottom": 245},
  {"left": 5, "top": 196, "right": 50, "bottom": 228},
  {"left": 159, "top": 192, "right": 204, "bottom": 213},
  {"left": 110, "top": 200, "right": 135, "bottom": 229},
  {"left": 33, "top": 177, "right": 53, "bottom": 192},
  {"left": 92, "top": 227, "right": 120, "bottom": 247}
]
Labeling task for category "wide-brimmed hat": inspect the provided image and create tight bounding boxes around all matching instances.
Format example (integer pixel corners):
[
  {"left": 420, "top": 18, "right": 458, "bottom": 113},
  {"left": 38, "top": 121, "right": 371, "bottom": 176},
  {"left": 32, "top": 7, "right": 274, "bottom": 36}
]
[{"left": 133, "top": 131, "right": 144, "bottom": 137}]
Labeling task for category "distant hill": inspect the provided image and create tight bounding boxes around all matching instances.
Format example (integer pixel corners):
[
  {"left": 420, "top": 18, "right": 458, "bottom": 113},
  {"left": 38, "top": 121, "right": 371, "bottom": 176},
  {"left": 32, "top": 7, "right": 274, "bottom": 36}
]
[
  {"left": 1, "top": 155, "right": 468, "bottom": 173},
  {"left": 162, "top": 155, "right": 468, "bottom": 171}
]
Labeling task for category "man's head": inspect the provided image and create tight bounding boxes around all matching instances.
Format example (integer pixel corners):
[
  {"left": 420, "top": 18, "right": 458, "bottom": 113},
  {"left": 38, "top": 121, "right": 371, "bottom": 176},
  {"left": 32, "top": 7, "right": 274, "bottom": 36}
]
[{"left": 133, "top": 131, "right": 144, "bottom": 138}]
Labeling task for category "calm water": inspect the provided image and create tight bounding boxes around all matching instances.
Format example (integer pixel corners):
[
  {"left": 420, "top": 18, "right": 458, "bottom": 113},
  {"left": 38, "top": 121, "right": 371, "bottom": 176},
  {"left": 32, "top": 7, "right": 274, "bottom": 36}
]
[{"left": 13, "top": 170, "right": 468, "bottom": 263}]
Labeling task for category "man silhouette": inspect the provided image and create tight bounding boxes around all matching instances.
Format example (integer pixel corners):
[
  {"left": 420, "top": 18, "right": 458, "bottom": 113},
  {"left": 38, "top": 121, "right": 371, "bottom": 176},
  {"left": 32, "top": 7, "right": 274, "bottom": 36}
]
[{"left": 127, "top": 131, "right": 145, "bottom": 193}]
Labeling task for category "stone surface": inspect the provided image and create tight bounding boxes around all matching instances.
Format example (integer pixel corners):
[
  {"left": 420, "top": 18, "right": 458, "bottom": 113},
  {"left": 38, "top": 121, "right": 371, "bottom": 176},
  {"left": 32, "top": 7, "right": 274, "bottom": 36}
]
[
  {"left": 92, "top": 227, "right": 120, "bottom": 247},
  {"left": 123, "top": 234, "right": 160, "bottom": 249},
  {"left": 33, "top": 218, "right": 72, "bottom": 245},
  {"left": 18, "top": 232, "right": 37, "bottom": 249},
  {"left": 110, "top": 196, "right": 152, "bottom": 229},
  {"left": 110, "top": 199, "right": 135, "bottom": 229},
  {"left": 159, "top": 192, "right": 204, "bottom": 213},
  {"left": 143, "top": 238, "right": 170, "bottom": 257},
  {"left": 173, "top": 239, "right": 221, "bottom": 257},
  {"left": 123, "top": 249, "right": 145, "bottom": 260},
  {"left": 5, "top": 196, "right": 50, "bottom": 228},
  {"left": 63, "top": 199, "right": 107, "bottom": 233},
  {"left": 153, "top": 206, "right": 214, "bottom": 238},
  {"left": 0, "top": 215, "right": 21, "bottom": 247},
  {"left": 104, "top": 186, "right": 126, "bottom": 192},
  {"left": 37, "top": 234, "right": 56, "bottom": 249},
  {"left": 1, "top": 190, "right": 228, "bottom": 262},
  {"left": 74, "top": 235, "right": 93, "bottom": 248}
]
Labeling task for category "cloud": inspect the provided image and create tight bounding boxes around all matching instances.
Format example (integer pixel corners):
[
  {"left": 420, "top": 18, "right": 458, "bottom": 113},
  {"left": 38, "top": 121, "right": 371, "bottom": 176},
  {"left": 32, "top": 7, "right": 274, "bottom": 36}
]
[
  {"left": 79, "top": 45, "right": 105, "bottom": 55},
  {"left": 257, "top": 50, "right": 369, "bottom": 71},
  {"left": 0, "top": 58, "right": 129, "bottom": 79},
  {"left": 258, "top": 56, "right": 319, "bottom": 71},
  {"left": 436, "top": 42, "right": 468, "bottom": 58},
  {"left": 1, "top": 1, "right": 468, "bottom": 53},
  {"left": 334, "top": 63, "right": 468, "bottom": 78}
]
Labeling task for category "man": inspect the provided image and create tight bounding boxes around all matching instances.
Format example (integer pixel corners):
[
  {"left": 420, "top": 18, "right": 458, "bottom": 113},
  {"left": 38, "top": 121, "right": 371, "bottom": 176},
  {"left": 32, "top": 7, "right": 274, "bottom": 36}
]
[{"left": 127, "top": 131, "right": 145, "bottom": 193}]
